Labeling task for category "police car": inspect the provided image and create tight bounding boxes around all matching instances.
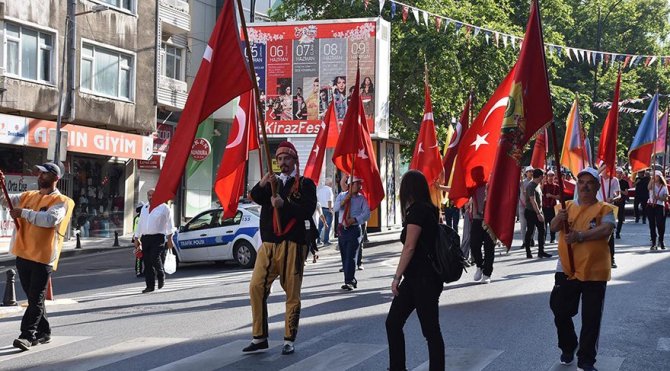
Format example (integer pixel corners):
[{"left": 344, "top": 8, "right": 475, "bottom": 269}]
[{"left": 174, "top": 204, "right": 261, "bottom": 269}]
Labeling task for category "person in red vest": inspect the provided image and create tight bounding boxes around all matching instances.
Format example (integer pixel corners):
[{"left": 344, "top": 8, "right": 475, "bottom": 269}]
[
  {"left": 542, "top": 170, "right": 561, "bottom": 244},
  {"left": 0, "top": 163, "right": 75, "bottom": 351}
]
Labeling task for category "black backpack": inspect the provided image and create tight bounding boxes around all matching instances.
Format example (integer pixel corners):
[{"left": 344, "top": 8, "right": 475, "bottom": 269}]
[{"left": 428, "top": 223, "right": 466, "bottom": 283}]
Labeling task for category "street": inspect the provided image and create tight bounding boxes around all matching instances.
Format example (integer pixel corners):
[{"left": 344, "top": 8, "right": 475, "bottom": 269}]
[{"left": 0, "top": 220, "right": 669, "bottom": 371}]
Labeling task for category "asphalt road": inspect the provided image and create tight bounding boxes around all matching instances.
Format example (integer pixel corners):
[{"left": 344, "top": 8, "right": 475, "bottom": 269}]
[{"left": 0, "top": 219, "right": 669, "bottom": 371}]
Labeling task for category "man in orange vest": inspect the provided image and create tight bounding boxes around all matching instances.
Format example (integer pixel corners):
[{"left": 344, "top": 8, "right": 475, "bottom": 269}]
[
  {"left": 549, "top": 167, "right": 615, "bottom": 371},
  {"left": 0, "top": 163, "right": 75, "bottom": 351}
]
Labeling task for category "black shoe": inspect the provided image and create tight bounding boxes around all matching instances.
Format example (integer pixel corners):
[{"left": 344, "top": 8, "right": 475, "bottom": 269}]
[
  {"left": 142, "top": 288, "right": 154, "bottom": 293},
  {"left": 577, "top": 364, "right": 598, "bottom": 371},
  {"left": 643, "top": 220, "right": 646, "bottom": 224},
  {"left": 242, "top": 339, "right": 269, "bottom": 352},
  {"left": 13, "top": 338, "right": 32, "bottom": 351},
  {"left": 615, "top": 234, "right": 621, "bottom": 239},
  {"left": 611, "top": 260, "right": 618, "bottom": 268},
  {"left": 339, "top": 268, "right": 344, "bottom": 272},
  {"left": 550, "top": 240, "right": 556, "bottom": 244},
  {"left": 526, "top": 253, "right": 533, "bottom": 259},
  {"left": 35, "top": 333, "right": 51, "bottom": 345},
  {"left": 158, "top": 280, "right": 164, "bottom": 289},
  {"left": 357, "top": 265, "right": 364, "bottom": 271},
  {"left": 660, "top": 243, "right": 666, "bottom": 250},
  {"left": 635, "top": 218, "right": 639, "bottom": 223},
  {"left": 560, "top": 351, "right": 574, "bottom": 365},
  {"left": 538, "top": 252, "right": 553, "bottom": 258},
  {"left": 341, "top": 284, "right": 353, "bottom": 291},
  {"left": 281, "top": 343, "right": 295, "bottom": 355}
]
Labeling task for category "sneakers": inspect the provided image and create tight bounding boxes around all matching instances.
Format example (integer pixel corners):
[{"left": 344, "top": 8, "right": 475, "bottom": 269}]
[
  {"left": 35, "top": 333, "right": 51, "bottom": 345},
  {"left": 339, "top": 268, "right": 344, "bottom": 272},
  {"left": 559, "top": 351, "right": 574, "bottom": 365},
  {"left": 538, "top": 252, "right": 553, "bottom": 258},
  {"left": 611, "top": 260, "right": 618, "bottom": 269},
  {"left": 650, "top": 245, "right": 657, "bottom": 251},
  {"left": 473, "top": 268, "right": 483, "bottom": 281},
  {"left": 142, "top": 288, "right": 154, "bottom": 293},
  {"left": 12, "top": 338, "right": 32, "bottom": 351},
  {"left": 281, "top": 343, "right": 295, "bottom": 355},
  {"left": 341, "top": 284, "right": 354, "bottom": 291},
  {"left": 158, "top": 280, "right": 164, "bottom": 289},
  {"left": 242, "top": 339, "right": 269, "bottom": 352},
  {"left": 481, "top": 275, "right": 491, "bottom": 284},
  {"left": 357, "top": 265, "right": 364, "bottom": 271},
  {"left": 577, "top": 365, "right": 598, "bottom": 371}
]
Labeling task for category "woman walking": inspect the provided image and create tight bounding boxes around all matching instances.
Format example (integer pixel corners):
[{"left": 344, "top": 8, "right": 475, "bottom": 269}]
[
  {"left": 647, "top": 170, "right": 668, "bottom": 250},
  {"left": 386, "top": 170, "right": 444, "bottom": 371}
]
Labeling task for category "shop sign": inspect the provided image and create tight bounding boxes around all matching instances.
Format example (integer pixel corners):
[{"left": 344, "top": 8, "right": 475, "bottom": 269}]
[
  {"left": 190, "top": 138, "right": 211, "bottom": 161},
  {"left": 154, "top": 123, "right": 173, "bottom": 153},
  {"left": 0, "top": 175, "right": 37, "bottom": 237},
  {"left": 138, "top": 154, "right": 162, "bottom": 169},
  {"left": 0, "top": 114, "right": 27, "bottom": 145},
  {"left": 27, "top": 119, "right": 153, "bottom": 160}
]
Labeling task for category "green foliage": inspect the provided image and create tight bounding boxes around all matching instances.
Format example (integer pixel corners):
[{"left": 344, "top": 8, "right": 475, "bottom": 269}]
[{"left": 268, "top": 0, "right": 670, "bottom": 163}]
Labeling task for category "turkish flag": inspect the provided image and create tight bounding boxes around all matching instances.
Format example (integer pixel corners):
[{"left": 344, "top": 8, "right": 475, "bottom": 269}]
[
  {"left": 303, "top": 102, "right": 338, "bottom": 184},
  {"left": 530, "top": 128, "right": 548, "bottom": 169},
  {"left": 485, "top": 0, "right": 553, "bottom": 247},
  {"left": 409, "top": 81, "right": 442, "bottom": 185},
  {"left": 442, "top": 93, "right": 472, "bottom": 185},
  {"left": 214, "top": 90, "right": 259, "bottom": 219},
  {"left": 151, "top": 0, "right": 253, "bottom": 210},
  {"left": 596, "top": 69, "right": 621, "bottom": 178},
  {"left": 448, "top": 66, "right": 516, "bottom": 208},
  {"left": 332, "top": 68, "right": 385, "bottom": 211}
]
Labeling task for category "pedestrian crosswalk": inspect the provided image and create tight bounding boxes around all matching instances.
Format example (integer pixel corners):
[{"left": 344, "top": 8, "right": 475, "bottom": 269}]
[{"left": 0, "top": 334, "right": 629, "bottom": 371}]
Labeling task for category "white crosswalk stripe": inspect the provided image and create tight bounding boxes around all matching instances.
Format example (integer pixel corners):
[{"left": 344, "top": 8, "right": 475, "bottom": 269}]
[
  {"left": 411, "top": 347, "right": 503, "bottom": 371},
  {"left": 261, "top": 325, "right": 355, "bottom": 363},
  {"left": 547, "top": 356, "right": 625, "bottom": 371},
  {"left": 29, "top": 337, "right": 188, "bottom": 371},
  {"left": 279, "top": 343, "right": 387, "bottom": 371},
  {"left": 0, "top": 336, "right": 90, "bottom": 362}
]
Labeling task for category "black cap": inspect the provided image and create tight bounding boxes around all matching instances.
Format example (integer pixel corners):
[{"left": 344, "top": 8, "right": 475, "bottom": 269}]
[{"left": 35, "top": 162, "right": 63, "bottom": 178}]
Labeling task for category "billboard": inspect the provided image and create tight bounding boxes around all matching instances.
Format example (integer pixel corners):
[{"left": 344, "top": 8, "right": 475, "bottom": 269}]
[{"left": 246, "top": 18, "right": 390, "bottom": 139}]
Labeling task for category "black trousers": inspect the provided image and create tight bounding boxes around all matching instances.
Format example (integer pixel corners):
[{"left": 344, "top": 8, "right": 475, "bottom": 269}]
[
  {"left": 542, "top": 207, "right": 556, "bottom": 242},
  {"left": 524, "top": 209, "right": 545, "bottom": 255},
  {"left": 16, "top": 257, "right": 52, "bottom": 340},
  {"left": 608, "top": 235, "right": 615, "bottom": 262},
  {"left": 634, "top": 197, "right": 647, "bottom": 222},
  {"left": 470, "top": 219, "right": 495, "bottom": 276},
  {"left": 386, "top": 275, "right": 444, "bottom": 371},
  {"left": 615, "top": 202, "right": 625, "bottom": 236},
  {"left": 141, "top": 234, "right": 166, "bottom": 289},
  {"left": 647, "top": 205, "right": 666, "bottom": 245},
  {"left": 550, "top": 273, "right": 607, "bottom": 368}
]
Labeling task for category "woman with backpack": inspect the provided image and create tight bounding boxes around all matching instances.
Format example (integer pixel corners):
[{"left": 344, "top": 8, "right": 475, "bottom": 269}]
[{"left": 385, "top": 170, "right": 444, "bottom": 371}]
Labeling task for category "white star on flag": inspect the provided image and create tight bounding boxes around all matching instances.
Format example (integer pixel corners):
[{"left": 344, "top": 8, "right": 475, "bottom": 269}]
[
  {"left": 471, "top": 133, "right": 489, "bottom": 151},
  {"left": 357, "top": 148, "right": 368, "bottom": 159},
  {"left": 418, "top": 143, "right": 424, "bottom": 153},
  {"left": 203, "top": 45, "right": 213, "bottom": 62},
  {"left": 313, "top": 145, "right": 320, "bottom": 154}
]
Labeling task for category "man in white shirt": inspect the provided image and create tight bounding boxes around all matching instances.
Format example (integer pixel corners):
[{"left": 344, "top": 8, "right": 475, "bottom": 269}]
[
  {"left": 316, "top": 177, "right": 334, "bottom": 245},
  {"left": 134, "top": 189, "right": 175, "bottom": 293},
  {"left": 596, "top": 171, "right": 620, "bottom": 268}
]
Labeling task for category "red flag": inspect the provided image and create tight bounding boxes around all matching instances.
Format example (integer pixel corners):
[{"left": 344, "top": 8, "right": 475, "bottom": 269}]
[
  {"left": 484, "top": 0, "right": 553, "bottom": 248},
  {"left": 151, "top": 0, "right": 253, "bottom": 210},
  {"left": 409, "top": 81, "right": 442, "bottom": 185},
  {"left": 530, "top": 128, "right": 548, "bottom": 169},
  {"left": 596, "top": 69, "right": 621, "bottom": 178},
  {"left": 449, "top": 67, "right": 516, "bottom": 208},
  {"left": 332, "top": 68, "right": 385, "bottom": 211},
  {"left": 303, "top": 102, "right": 338, "bottom": 184},
  {"left": 214, "top": 91, "right": 259, "bottom": 219},
  {"left": 442, "top": 92, "right": 472, "bottom": 184}
]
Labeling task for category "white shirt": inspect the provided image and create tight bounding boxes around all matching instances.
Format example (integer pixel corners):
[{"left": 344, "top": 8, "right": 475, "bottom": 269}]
[
  {"left": 134, "top": 203, "right": 174, "bottom": 239},
  {"left": 317, "top": 185, "right": 333, "bottom": 209},
  {"left": 649, "top": 184, "right": 668, "bottom": 205},
  {"left": 596, "top": 177, "right": 620, "bottom": 202}
]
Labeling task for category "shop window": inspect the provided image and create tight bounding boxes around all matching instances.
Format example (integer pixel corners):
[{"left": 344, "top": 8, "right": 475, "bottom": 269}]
[{"left": 72, "top": 157, "right": 125, "bottom": 238}]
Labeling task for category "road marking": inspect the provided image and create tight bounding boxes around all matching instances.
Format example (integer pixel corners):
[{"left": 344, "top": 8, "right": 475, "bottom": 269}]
[
  {"left": 657, "top": 337, "right": 670, "bottom": 351},
  {"left": 279, "top": 343, "right": 386, "bottom": 371},
  {"left": 262, "top": 325, "right": 355, "bottom": 362},
  {"left": 547, "top": 355, "right": 624, "bottom": 370},
  {"left": 148, "top": 339, "right": 281, "bottom": 371},
  {"left": 412, "top": 347, "right": 503, "bottom": 371},
  {"left": 0, "top": 336, "right": 89, "bottom": 362},
  {"left": 29, "top": 337, "right": 188, "bottom": 371}
]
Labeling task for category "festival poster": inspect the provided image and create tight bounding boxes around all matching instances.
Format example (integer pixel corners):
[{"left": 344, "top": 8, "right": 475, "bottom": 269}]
[
  {"left": 319, "top": 38, "right": 348, "bottom": 121},
  {"left": 347, "top": 38, "right": 376, "bottom": 126},
  {"left": 250, "top": 42, "right": 267, "bottom": 111},
  {"left": 292, "top": 37, "right": 319, "bottom": 121},
  {"left": 266, "top": 39, "right": 293, "bottom": 121}
]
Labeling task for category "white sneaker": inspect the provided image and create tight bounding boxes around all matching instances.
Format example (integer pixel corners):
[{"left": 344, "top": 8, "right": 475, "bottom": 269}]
[
  {"left": 473, "top": 268, "right": 483, "bottom": 281},
  {"left": 481, "top": 275, "right": 491, "bottom": 284}
]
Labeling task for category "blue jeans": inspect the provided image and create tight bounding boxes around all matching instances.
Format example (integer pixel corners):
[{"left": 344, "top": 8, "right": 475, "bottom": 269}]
[
  {"left": 318, "top": 208, "right": 333, "bottom": 243},
  {"left": 339, "top": 225, "right": 361, "bottom": 284}
]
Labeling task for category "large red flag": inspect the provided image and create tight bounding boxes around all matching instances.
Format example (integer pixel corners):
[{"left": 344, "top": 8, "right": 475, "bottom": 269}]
[
  {"left": 484, "top": 0, "right": 553, "bottom": 248},
  {"left": 214, "top": 90, "right": 259, "bottom": 219},
  {"left": 332, "top": 68, "right": 385, "bottom": 211},
  {"left": 303, "top": 102, "right": 338, "bottom": 184},
  {"left": 151, "top": 0, "right": 253, "bottom": 210},
  {"left": 530, "top": 128, "right": 548, "bottom": 169},
  {"left": 443, "top": 93, "right": 472, "bottom": 185},
  {"left": 409, "top": 81, "right": 443, "bottom": 184},
  {"left": 448, "top": 67, "right": 516, "bottom": 208},
  {"left": 596, "top": 69, "right": 621, "bottom": 178}
]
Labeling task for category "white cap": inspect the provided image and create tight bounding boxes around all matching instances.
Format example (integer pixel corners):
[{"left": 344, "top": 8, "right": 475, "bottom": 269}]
[
  {"left": 577, "top": 167, "right": 600, "bottom": 183},
  {"left": 348, "top": 176, "right": 363, "bottom": 184},
  {"left": 616, "top": 167, "right": 624, "bottom": 173},
  {"left": 654, "top": 170, "right": 663, "bottom": 178},
  {"left": 524, "top": 166, "right": 534, "bottom": 172},
  {"left": 547, "top": 170, "right": 555, "bottom": 175}
]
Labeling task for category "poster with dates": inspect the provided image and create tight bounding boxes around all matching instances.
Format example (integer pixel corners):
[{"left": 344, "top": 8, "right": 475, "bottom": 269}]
[{"left": 246, "top": 19, "right": 389, "bottom": 137}]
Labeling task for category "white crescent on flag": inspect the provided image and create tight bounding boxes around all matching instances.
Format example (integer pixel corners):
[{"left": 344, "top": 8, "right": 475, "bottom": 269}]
[
  {"left": 483, "top": 98, "right": 509, "bottom": 126},
  {"left": 226, "top": 105, "right": 246, "bottom": 149}
]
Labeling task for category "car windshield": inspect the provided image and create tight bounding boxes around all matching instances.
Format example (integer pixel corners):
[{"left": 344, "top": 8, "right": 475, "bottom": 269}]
[{"left": 244, "top": 206, "right": 261, "bottom": 217}]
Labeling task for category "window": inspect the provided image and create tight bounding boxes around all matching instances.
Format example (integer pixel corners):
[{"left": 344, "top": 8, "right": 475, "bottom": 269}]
[
  {"left": 81, "top": 43, "right": 134, "bottom": 100},
  {"left": 161, "top": 44, "right": 184, "bottom": 81},
  {"left": 3, "top": 22, "right": 54, "bottom": 83},
  {"left": 185, "top": 210, "right": 221, "bottom": 231},
  {"left": 98, "top": 0, "right": 133, "bottom": 12}
]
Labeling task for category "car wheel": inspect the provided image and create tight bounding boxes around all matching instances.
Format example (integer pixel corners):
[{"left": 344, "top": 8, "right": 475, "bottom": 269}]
[{"left": 234, "top": 241, "right": 256, "bottom": 269}]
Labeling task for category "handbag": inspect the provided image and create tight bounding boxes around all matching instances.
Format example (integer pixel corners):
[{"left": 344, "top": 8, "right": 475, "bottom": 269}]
[{"left": 164, "top": 249, "right": 177, "bottom": 274}]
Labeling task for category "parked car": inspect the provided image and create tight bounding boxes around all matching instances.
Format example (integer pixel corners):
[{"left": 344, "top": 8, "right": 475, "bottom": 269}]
[{"left": 174, "top": 205, "right": 261, "bottom": 268}]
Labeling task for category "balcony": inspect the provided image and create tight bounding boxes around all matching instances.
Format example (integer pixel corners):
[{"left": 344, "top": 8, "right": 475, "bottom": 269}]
[
  {"left": 159, "top": 0, "right": 190, "bottom": 33},
  {"left": 157, "top": 75, "right": 188, "bottom": 110}
]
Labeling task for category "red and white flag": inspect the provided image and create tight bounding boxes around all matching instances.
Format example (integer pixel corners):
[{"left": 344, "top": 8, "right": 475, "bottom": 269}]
[
  {"left": 409, "top": 81, "right": 442, "bottom": 185},
  {"left": 596, "top": 69, "right": 621, "bottom": 177},
  {"left": 214, "top": 90, "right": 260, "bottom": 219},
  {"left": 442, "top": 93, "right": 472, "bottom": 185},
  {"left": 303, "top": 102, "right": 338, "bottom": 184},
  {"left": 151, "top": 0, "right": 253, "bottom": 209}
]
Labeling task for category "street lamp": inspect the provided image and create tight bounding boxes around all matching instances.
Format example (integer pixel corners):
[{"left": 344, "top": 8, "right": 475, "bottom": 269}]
[{"left": 53, "top": 3, "right": 109, "bottom": 164}]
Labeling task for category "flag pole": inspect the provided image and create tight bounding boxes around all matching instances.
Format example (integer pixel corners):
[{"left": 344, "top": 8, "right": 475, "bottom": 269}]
[
  {"left": 663, "top": 107, "right": 669, "bottom": 177},
  {"left": 235, "top": 0, "right": 281, "bottom": 230},
  {"left": 0, "top": 176, "right": 19, "bottom": 230},
  {"left": 576, "top": 95, "right": 586, "bottom": 171}
]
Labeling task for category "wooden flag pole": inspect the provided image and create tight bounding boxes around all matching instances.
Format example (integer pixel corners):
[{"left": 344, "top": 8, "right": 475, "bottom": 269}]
[{"left": 235, "top": 0, "right": 282, "bottom": 231}]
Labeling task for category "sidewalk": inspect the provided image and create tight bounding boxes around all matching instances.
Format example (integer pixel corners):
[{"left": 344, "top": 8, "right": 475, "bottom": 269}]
[{"left": 0, "top": 235, "right": 134, "bottom": 263}]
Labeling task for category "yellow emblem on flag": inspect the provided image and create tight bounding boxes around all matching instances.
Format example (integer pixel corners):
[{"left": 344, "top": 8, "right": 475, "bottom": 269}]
[{"left": 502, "top": 82, "right": 526, "bottom": 132}]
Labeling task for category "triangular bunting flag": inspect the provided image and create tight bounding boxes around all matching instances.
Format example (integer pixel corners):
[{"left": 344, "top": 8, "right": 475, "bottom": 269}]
[
  {"left": 412, "top": 8, "right": 420, "bottom": 24},
  {"left": 423, "top": 10, "right": 429, "bottom": 27}
]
